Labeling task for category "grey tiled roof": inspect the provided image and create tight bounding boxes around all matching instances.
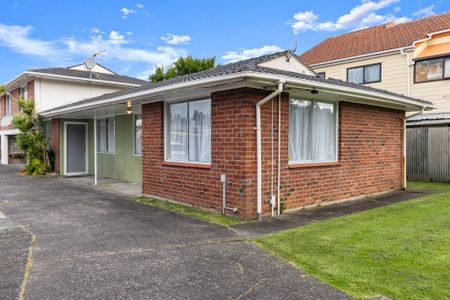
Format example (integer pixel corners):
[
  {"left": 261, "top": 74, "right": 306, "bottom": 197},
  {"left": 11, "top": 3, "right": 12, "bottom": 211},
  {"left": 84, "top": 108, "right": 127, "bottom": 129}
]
[
  {"left": 42, "top": 51, "right": 433, "bottom": 114},
  {"left": 28, "top": 67, "right": 149, "bottom": 86},
  {"left": 407, "top": 112, "right": 450, "bottom": 123}
]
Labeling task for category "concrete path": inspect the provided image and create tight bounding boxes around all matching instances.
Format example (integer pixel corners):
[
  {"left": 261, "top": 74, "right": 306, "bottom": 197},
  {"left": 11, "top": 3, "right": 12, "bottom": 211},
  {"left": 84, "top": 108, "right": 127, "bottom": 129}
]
[
  {"left": 0, "top": 165, "right": 350, "bottom": 300},
  {"left": 231, "top": 189, "right": 436, "bottom": 237}
]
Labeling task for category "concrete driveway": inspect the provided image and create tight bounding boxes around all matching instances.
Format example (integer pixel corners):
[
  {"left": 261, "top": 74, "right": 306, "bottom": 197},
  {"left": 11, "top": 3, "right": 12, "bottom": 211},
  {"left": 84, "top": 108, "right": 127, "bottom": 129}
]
[{"left": 0, "top": 166, "right": 350, "bottom": 300}]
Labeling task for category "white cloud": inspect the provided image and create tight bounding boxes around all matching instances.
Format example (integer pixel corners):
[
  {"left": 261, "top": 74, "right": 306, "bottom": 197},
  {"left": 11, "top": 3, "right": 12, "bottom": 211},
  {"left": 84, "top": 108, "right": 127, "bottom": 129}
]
[
  {"left": 289, "top": 0, "right": 409, "bottom": 33},
  {"left": 137, "top": 3, "right": 144, "bottom": 8},
  {"left": 121, "top": 7, "right": 136, "bottom": 19},
  {"left": 413, "top": 5, "right": 435, "bottom": 17},
  {"left": 222, "top": 45, "right": 283, "bottom": 63},
  {"left": 108, "top": 31, "right": 127, "bottom": 45},
  {"left": 0, "top": 24, "right": 62, "bottom": 58},
  {"left": 161, "top": 34, "right": 191, "bottom": 45}
]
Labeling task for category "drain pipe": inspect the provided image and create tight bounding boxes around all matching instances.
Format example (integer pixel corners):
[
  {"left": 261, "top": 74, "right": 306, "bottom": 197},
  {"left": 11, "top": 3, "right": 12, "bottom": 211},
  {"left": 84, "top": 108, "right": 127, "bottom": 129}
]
[
  {"left": 277, "top": 92, "right": 282, "bottom": 215},
  {"left": 221, "top": 174, "right": 237, "bottom": 214},
  {"left": 256, "top": 80, "right": 285, "bottom": 220}
]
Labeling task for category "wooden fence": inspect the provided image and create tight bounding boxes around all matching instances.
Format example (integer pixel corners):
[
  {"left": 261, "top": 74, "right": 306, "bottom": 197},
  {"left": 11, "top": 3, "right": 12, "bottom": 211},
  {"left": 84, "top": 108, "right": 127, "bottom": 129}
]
[{"left": 407, "top": 126, "right": 450, "bottom": 182}]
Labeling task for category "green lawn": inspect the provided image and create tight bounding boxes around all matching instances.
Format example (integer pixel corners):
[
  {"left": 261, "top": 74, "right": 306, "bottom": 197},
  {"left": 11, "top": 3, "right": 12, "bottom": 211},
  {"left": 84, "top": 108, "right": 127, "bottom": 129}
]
[
  {"left": 134, "top": 196, "right": 243, "bottom": 225},
  {"left": 255, "top": 182, "right": 450, "bottom": 300}
]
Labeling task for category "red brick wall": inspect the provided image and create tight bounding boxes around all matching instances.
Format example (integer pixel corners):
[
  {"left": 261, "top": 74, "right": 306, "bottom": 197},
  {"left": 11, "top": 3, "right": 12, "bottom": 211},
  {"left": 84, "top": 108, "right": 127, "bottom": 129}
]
[
  {"left": 141, "top": 87, "right": 404, "bottom": 218},
  {"left": 51, "top": 118, "right": 60, "bottom": 173},
  {"left": 0, "top": 95, "right": 4, "bottom": 117}
]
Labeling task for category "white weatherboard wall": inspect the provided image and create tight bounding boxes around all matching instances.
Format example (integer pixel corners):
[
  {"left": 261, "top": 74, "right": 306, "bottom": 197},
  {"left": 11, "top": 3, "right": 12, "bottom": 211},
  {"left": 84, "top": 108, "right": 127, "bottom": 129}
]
[{"left": 35, "top": 79, "right": 127, "bottom": 112}]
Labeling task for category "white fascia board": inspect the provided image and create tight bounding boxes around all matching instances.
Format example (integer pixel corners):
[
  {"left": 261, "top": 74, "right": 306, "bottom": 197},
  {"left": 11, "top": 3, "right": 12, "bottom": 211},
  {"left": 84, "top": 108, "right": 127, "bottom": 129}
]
[
  {"left": 41, "top": 71, "right": 433, "bottom": 117},
  {"left": 3, "top": 72, "right": 28, "bottom": 89},
  {"left": 24, "top": 71, "right": 142, "bottom": 88},
  {"left": 309, "top": 46, "right": 414, "bottom": 68}
]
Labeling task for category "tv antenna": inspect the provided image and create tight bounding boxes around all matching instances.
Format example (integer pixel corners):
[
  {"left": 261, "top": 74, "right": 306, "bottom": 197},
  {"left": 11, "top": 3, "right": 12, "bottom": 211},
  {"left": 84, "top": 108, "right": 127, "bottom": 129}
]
[
  {"left": 286, "top": 41, "right": 297, "bottom": 62},
  {"left": 84, "top": 49, "right": 106, "bottom": 79}
]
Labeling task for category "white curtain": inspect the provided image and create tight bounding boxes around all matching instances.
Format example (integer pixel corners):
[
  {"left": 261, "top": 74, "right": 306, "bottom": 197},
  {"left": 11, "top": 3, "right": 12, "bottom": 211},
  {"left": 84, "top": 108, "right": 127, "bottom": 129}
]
[
  {"left": 189, "top": 99, "right": 211, "bottom": 163},
  {"left": 289, "top": 100, "right": 312, "bottom": 162},
  {"left": 134, "top": 115, "right": 142, "bottom": 155},
  {"left": 348, "top": 67, "right": 364, "bottom": 84},
  {"left": 289, "top": 99, "right": 336, "bottom": 163},
  {"left": 445, "top": 58, "right": 450, "bottom": 78},
  {"left": 364, "top": 64, "right": 380, "bottom": 83},
  {"left": 168, "top": 102, "right": 188, "bottom": 161},
  {"left": 107, "top": 117, "right": 115, "bottom": 152},
  {"left": 97, "top": 119, "right": 107, "bottom": 152}
]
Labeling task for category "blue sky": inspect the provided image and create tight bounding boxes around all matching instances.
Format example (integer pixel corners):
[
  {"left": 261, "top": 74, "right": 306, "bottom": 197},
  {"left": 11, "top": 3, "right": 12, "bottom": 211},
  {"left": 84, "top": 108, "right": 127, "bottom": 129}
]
[{"left": 0, "top": 0, "right": 448, "bottom": 82}]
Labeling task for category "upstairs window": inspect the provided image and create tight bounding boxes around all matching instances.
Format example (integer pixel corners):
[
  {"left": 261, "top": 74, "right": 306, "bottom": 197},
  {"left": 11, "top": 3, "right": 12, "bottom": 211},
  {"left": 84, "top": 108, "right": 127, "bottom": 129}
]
[
  {"left": 165, "top": 99, "right": 211, "bottom": 164},
  {"left": 97, "top": 117, "right": 115, "bottom": 153},
  {"left": 347, "top": 63, "right": 381, "bottom": 84},
  {"left": 19, "top": 86, "right": 27, "bottom": 99},
  {"left": 415, "top": 56, "right": 450, "bottom": 82},
  {"left": 289, "top": 99, "right": 338, "bottom": 164}
]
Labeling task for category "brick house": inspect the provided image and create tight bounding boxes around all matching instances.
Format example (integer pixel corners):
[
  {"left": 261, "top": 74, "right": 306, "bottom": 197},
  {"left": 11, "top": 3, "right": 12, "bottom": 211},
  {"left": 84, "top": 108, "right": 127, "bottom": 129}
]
[
  {"left": 0, "top": 63, "right": 148, "bottom": 165},
  {"left": 300, "top": 12, "right": 450, "bottom": 182},
  {"left": 42, "top": 52, "right": 433, "bottom": 219}
]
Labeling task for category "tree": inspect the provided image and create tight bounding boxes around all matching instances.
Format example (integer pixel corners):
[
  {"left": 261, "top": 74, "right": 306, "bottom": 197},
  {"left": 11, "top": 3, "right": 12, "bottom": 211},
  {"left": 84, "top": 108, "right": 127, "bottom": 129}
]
[
  {"left": 149, "top": 55, "right": 216, "bottom": 83},
  {"left": 12, "top": 97, "right": 51, "bottom": 176}
]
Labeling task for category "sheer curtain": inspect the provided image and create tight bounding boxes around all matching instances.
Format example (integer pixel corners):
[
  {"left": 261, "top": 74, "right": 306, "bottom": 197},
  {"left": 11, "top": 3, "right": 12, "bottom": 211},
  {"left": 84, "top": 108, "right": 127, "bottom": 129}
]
[
  {"left": 364, "top": 64, "right": 380, "bottom": 83},
  {"left": 311, "top": 102, "right": 336, "bottom": 161},
  {"left": 189, "top": 99, "right": 211, "bottom": 163},
  {"left": 97, "top": 119, "right": 107, "bottom": 152},
  {"left": 289, "top": 100, "right": 312, "bottom": 162},
  {"left": 348, "top": 67, "right": 364, "bottom": 84},
  {"left": 168, "top": 102, "right": 188, "bottom": 161},
  {"left": 289, "top": 99, "right": 336, "bottom": 163},
  {"left": 107, "top": 117, "right": 115, "bottom": 152}
]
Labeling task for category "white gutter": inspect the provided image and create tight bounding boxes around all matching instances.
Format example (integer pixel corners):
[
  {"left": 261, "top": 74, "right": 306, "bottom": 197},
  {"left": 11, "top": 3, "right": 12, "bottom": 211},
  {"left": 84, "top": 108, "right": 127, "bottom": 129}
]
[
  {"left": 42, "top": 71, "right": 433, "bottom": 118},
  {"left": 256, "top": 80, "right": 284, "bottom": 220}
]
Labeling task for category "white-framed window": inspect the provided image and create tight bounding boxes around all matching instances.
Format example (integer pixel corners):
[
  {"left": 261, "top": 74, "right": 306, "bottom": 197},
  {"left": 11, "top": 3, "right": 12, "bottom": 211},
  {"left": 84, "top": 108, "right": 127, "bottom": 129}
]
[
  {"left": 19, "top": 86, "right": 27, "bottom": 99},
  {"left": 97, "top": 117, "right": 115, "bottom": 153},
  {"left": 289, "top": 99, "right": 338, "bottom": 164},
  {"left": 5, "top": 95, "right": 11, "bottom": 115},
  {"left": 347, "top": 63, "right": 381, "bottom": 84},
  {"left": 134, "top": 114, "right": 142, "bottom": 155},
  {"left": 165, "top": 98, "right": 211, "bottom": 163}
]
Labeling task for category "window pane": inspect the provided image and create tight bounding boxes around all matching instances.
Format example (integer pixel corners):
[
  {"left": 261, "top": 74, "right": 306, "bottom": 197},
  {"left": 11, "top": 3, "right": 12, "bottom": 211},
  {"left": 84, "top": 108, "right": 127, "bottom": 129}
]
[
  {"left": 348, "top": 67, "right": 364, "bottom": 84},
  {"left": 415, "top": 59, "right": 443, "bottom": 82},
  {"left": 188, "top": 99, "right": 211, "bottom": 163},
  {"left": 134, "top": 115, "right": 142, "bottom": 155},
  {"left": 5, "top": 95, "right": 11, "bottom": 115},
  {"left": 107, "top": 117, "right": 115, "bottom": 152},
  {"left": 445, "top": 58, "right": 450, "bottom": 78},
  {"left": 289, "top": 100, "right": 312, "bottom": 162},
  {"left": 311, "top": 102, "right": 336, "bottom": 161},
  {"left": 168, "top": 102, "right": 188, "bottom": 161},
  {"left": 364, "top": 64, "right": 380, "bottom": 83},
  {"left": 97, "top": 119, "right": 107, "bottom": 152}
]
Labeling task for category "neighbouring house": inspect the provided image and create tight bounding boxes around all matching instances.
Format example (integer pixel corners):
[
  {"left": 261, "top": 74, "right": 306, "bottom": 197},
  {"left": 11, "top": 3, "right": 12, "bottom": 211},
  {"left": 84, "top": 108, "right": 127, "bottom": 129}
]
[
  {"left": 0, "top": 63, "right": 148, "bottom": 165},
  {"left": 40, "top": 51, "right": 433, "bottom": 219},
  {"left": 300, "top": 12, "right": 450, "bottom": 182}
]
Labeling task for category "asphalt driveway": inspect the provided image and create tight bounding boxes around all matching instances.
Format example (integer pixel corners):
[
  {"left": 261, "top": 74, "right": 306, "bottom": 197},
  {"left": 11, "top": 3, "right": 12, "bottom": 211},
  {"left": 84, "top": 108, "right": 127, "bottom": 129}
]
[{"left": 0, "top": 165, "right": 350, "bottom": 299}]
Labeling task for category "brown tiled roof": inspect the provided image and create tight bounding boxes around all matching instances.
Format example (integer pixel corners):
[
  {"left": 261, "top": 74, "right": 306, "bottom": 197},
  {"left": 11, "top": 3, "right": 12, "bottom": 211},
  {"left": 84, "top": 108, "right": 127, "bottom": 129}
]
[{"left": 300, "top": 12, "right": 450, "bottom": 65}]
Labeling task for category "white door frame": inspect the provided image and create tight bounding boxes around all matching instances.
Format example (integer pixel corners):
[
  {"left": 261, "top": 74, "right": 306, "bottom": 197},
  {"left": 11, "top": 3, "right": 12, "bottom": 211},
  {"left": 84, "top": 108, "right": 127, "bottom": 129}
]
[{"left": 64, "top": 121, "right": 88, "bottom": 176}]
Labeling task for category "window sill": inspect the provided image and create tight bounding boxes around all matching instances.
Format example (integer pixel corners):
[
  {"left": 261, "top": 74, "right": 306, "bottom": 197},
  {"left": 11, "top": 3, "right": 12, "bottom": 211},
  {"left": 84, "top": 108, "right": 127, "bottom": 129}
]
[
  {"left": 97, "top": 152, "right": 115, "bottom": 155},
  {"left": 289, "top": 162, "right": 340, "bottom": 169},
  {"left": 161, "top": 161, "right": 211, "bottom": 169}
]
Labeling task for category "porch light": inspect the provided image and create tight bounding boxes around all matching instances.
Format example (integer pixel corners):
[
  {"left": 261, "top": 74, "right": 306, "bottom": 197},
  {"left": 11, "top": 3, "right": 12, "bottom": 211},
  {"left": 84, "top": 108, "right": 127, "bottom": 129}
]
[{"left": 127, "top": 100, "right": 132, "bottom": 114}]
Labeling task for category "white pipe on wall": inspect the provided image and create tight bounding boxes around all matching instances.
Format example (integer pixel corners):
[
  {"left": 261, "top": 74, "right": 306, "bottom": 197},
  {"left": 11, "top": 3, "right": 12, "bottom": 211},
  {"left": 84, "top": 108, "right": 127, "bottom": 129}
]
[
  {"left": 94, "top": 112, "right": 98, "bottom": 186},
  {"left": 277, "top": 92, "right": 281, "bottom": 215},
  {"left": 256, "top": 80, "right": 284, "bottom": 220}
]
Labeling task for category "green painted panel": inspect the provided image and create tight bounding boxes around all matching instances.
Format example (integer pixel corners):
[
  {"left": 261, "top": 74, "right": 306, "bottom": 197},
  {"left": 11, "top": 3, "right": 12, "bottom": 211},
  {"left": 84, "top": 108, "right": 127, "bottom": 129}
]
[{"left": 59, "top": 115, "right": 141, "bottom": 183}]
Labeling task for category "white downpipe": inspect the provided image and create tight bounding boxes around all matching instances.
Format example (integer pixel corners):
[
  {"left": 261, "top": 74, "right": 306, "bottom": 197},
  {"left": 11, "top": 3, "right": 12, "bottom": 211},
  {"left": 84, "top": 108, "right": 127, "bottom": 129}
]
[
  {"left": 256, "top": 80, "right": 284, "bottom": 220},
  {"left": 270, "top": 98, "right": 274, "bottom": 217},
  {"left": 94, "top": 113, "right": 98, "bottom": 186},
  {"left": 400, "top": 48, "right": 411, "bottom": 97},
  {"left": 277, "top": 93, "right": 281, "bottom": 215}
]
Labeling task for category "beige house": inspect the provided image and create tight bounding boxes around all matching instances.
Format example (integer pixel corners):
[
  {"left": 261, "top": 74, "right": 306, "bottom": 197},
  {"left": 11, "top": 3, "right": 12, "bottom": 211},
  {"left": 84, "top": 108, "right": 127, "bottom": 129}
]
[{"left": 301, "top": 12, "right": 450, "bottom": 114}]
